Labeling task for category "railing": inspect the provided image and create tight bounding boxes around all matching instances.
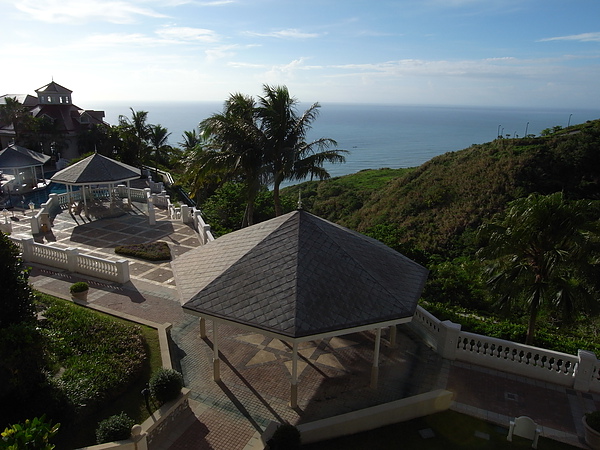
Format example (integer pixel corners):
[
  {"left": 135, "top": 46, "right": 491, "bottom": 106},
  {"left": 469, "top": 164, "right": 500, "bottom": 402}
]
[
  {"left": 193, "top": 208, "right": 214, "bottom": 244},
  {"left": 10, "top": 237, "right": 130, "bottom": 284},
  {"left": 410, "top": 304, "right": 600, "bottom": 393},
  {"left": 77, "top": 253, "right": 130, "bottom": 283}
]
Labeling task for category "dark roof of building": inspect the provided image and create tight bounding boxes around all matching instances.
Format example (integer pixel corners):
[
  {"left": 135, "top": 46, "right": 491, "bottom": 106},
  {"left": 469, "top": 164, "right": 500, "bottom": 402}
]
[
  {"left": 173, "top": 210, "right": 429, "bottom": 339},
  {"left": 35, "top": 81, "right": 72, "bottom": 95},
  {"left": 0, "top": 94, "right": 38, "bottom": 107},
  {"left": 0, "top": 144, "right": 50, "bottom": 168},
  {"left": 51, "top": 153, "right": 140, "bottom": 184}
]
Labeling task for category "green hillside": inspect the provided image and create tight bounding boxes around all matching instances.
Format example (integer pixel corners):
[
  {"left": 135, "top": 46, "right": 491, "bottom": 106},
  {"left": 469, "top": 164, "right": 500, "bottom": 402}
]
[{"left": 284, "top": 119, "right": 600, "bottom": 259}]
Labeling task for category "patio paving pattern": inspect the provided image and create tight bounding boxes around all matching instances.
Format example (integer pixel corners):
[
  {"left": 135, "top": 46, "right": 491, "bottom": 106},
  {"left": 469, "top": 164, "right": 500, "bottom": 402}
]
[{"left": 7, "top": 201, "right": 595, "bottom": 449}]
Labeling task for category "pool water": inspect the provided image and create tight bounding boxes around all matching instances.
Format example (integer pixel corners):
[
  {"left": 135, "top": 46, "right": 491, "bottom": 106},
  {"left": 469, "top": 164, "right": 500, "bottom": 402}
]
[{"left": 4, "top": 182, "right": 79, "bottom": 209}]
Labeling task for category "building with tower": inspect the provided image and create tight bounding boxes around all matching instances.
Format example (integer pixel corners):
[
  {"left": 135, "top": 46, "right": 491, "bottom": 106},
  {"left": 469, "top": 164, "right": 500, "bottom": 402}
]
[{"left": 0, "top": 81, "right": 107, "bottom": 161}]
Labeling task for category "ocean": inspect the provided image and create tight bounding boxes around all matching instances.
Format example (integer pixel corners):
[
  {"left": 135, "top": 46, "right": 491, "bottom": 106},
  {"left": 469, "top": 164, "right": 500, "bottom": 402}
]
[{"left": 94, "top": 101, "right": 600, "bottom": 180}]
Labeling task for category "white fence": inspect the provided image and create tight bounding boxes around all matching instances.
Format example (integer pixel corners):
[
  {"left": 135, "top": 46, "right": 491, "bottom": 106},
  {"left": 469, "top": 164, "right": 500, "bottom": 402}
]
[
  {"left": 410, "top": 305, "right": 600, "bottom": 393},
  {"left": 10, "top": 237, "right": 130, "bottom": 284}
]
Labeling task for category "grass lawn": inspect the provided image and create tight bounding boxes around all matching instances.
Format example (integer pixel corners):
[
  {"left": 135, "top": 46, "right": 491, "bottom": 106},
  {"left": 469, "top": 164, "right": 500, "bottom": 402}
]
[{"left": 303, "top": 410, "right": 578, "bottom": 450}]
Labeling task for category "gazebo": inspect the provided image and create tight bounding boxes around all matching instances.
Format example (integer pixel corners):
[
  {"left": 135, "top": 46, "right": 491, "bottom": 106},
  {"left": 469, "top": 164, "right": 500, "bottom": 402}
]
[
  {"left": 51, "top": 153, "right": 141, "bottom": 217},
  {"left": 0, "top": 144, "right": 50, "bottom": 195},
  {"left": 171, "top": 210, "right": 429, "bottom": 407}
]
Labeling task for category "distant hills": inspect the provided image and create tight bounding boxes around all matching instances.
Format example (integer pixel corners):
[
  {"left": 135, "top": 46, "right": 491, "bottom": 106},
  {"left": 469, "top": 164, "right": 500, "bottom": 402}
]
[{"left": 283, "top": 118, "right": 600, "bottom": 259}]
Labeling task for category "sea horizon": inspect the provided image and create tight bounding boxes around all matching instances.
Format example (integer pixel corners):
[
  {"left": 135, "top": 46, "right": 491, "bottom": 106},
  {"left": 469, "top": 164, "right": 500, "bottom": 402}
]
[{"left": 93, "top": 101, "right": 600, "bottom": 181}]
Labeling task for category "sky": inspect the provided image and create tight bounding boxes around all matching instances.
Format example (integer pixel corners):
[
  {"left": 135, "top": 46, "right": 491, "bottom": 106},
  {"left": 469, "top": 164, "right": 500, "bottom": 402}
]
[{"left": 1, "top": 0, "right": 599, "bottom": 108}]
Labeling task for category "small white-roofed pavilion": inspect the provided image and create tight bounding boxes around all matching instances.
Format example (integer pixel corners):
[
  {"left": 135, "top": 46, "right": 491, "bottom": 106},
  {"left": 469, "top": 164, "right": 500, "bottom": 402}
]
[
  {"left": 51, "top": 153, "right": 140, "bottom": 217},
  {"left": 0, "top": 144, "right": 50, "bottom": 195},
  {"left": 171, "top": 210, "right": 429, "bottom": 407}
]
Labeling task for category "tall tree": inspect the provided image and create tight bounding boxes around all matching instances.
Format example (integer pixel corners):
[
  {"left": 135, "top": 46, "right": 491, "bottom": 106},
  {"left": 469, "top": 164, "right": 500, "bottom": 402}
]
[
  {"left": 179, "top": 130, "right": 202, "bottom": 152},
  {"left": 257, "top": 85, "right": 347, "bottom": 216},
  {"left": 147, "top": 124, "right": 172, "bottom": 175},
  {"left": 0, "top": 233, "right": 35, "bottom": 329},
  {"left": 199, "top": 93, "right": 267, "bottom": 227},
  {"left": 117, "top": 108, "right": 150, "bottom": 164},
  {"left": 477, "top": 192, "right": 600, "bottom": 345},
  {"left": 0, "top": 97, "right": 29, "bottom": 144}
]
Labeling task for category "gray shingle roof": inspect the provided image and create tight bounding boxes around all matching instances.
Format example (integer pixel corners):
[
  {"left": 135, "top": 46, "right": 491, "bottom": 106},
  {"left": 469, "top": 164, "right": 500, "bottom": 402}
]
[
  {"left": 0, "top": 144, "right": 50, "bottom": 169},
  {"left": 51, "top": 153, "right": 140, "bottom": 184},
  {"left": 173, "top": 210, "right": 429, "bottom": 339}
]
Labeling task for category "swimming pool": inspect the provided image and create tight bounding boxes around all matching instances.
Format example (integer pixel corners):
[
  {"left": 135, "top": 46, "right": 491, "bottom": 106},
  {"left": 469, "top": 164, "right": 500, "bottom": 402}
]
[{"left": 2, "top": 179, "right": 80, "bottom": 209}]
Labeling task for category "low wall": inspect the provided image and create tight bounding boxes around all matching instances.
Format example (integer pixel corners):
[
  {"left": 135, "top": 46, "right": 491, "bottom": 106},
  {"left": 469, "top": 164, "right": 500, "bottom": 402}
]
[{"left": 259, "top": 389, "right": 453, "bottom": 447}]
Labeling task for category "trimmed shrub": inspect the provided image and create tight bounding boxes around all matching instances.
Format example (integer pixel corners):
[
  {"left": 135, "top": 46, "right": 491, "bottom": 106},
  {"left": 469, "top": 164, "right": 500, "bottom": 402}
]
[
  {"left": 268, "top": 423, "right": 301, "bottom": 450},
  {"left": 114, "top": 242, "right": 171, "bottom": 261},
  {"left": 149, "top": 368, "right": 183, "bottom": 404},
  {"left": 69, "top": 282, "right": 89, "bottom": 294},
  {"left": 95, "top": 412, "right": 134, "bottom": 444}
]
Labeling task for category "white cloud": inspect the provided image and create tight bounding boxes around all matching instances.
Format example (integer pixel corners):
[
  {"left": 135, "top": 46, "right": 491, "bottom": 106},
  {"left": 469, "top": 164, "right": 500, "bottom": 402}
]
[
  {"left": 165, "top": 0, "right": 235, "bottom": 5},
  {"left": 156, "top": 26, "right": 220, "bottom": 43},
  {"left": 82, "top": 33, "right": 168, "bottom": 47},
  {"left": 245, "top": 29, "right": 320, "bottom": 39},
  {"left": 538, "top": 32, "right": 600, "bottom": 43},
  {"left": 14, "top": 0, "right": 167, "bottom": 24}
]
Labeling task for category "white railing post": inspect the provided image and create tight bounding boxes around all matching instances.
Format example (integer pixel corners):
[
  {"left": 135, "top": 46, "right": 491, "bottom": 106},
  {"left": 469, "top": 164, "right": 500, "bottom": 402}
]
[
  {"left": 181, "top": 205, "right": 190, "bottom": 223},
  {"left": 65, "top": 247, "right": 79, "bottom": 273},
  {"left": 30, "top": 215, "right": 40, "bottom": 234},
  {"left": 148, "top": 202, "right": 156, "bottom": 226},
  {"left": 116, "top": 259, "right": 130, "bottom": 284},
  {"left": 438, "top": 320, "right": 461, "bottom": 360},
  {"left": 21, "top": 238, "right": 34, "bottom": 261},
  {"left": 574, "top": 350, "right": 597, "bottom": 392}
]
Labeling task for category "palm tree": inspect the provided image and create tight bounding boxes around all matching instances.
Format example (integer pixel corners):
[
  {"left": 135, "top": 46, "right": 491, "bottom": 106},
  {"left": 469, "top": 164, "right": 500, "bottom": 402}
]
[
  {"left": 0, "top": 97, "right": 29, "bottom": 144},
  {"left": 179, "top": 130, "right": 202, "bottom": 152},
  {"left": 199, "top": 93, "right": 267, "bottom": 227},
  {"left": 477, "top": 192, "right": 600, "bottom": 345},
  {"left": 257, "top": 85, "right": 347, "bottom": 216},
  {"left": 118, "top": 108, "right": 150, "bottom": 164},
  {"left": 147, "top": 124, "right": 172, "bottom": 176}
]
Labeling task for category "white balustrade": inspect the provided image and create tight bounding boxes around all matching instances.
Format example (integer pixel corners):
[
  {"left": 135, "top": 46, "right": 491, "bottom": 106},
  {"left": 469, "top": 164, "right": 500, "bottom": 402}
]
[
  {"left": 10, "top": 237, "right": 130, "bottom": 284},
  {"left": 410, "top": 304, "right": 599, "bottom": 393}
]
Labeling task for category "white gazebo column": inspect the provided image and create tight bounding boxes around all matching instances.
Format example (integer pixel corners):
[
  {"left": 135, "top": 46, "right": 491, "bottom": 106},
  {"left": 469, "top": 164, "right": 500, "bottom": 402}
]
[
  {"left": 199, "top": 317, "right": 207, "bottom": 338},
  {"left": 290, "top": 341, "right": 299, "bottom": 408},
  {"left": 389, "top": 324, "right": 397, "bottom": 348},
  {"left": 212, "top": 321, "right": 220, "bottom": 382},
  {"left": 370, "top": 328, "right": 382, "bottom": 389}
]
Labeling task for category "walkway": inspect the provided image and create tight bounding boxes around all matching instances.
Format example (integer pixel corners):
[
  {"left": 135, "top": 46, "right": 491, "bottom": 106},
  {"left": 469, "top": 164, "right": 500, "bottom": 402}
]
[{"left": 9, "top": 202, "right": 595, "bottom": 449}]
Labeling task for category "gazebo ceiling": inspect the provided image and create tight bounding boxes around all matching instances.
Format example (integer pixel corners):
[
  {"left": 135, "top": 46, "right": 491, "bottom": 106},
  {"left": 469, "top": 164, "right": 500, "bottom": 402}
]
[
  {"left": 0, "top": 144, "right": 50, "bottom": 169},
  {"left": 172, "top": 210, "right": 429, "bottom": 339},
  {"left": 51, "top": 153, "right": 140, "bottom": 185}
]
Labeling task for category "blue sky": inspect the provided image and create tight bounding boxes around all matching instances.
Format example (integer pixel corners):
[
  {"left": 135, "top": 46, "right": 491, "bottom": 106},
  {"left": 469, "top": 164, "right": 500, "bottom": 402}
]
[{"left": 1, "top": 0, "right": 599, "bottom": 108}]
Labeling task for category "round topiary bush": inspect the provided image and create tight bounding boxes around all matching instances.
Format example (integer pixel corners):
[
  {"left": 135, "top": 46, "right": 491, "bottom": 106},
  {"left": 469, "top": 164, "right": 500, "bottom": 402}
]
[
  {"left": 149, "top": 368, "right": 183, "bottom": 404},
  {"left": 95, "top": 412, "right": 134, "bottom": 444},
  {"left": 268, "top": 423, "right": 301, "bottom": 450}
]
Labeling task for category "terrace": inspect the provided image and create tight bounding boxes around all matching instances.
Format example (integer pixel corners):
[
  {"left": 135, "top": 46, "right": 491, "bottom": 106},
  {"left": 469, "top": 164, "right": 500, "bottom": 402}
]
[{"left": 4, "top": 176, "right": 597, "bottom": 449}]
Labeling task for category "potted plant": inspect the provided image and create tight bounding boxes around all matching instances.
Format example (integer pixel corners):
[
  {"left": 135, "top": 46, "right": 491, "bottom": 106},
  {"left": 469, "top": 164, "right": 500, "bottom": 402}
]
[
  {"left": 583, "top": 411, "right": 600, "bottom": 448},
  {"left": 70, "top": 281, "right": 89, "bottom": 301}
]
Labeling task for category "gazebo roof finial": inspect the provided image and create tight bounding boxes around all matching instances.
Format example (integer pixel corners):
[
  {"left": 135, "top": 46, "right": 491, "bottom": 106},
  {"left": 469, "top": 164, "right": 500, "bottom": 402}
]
[{"left": 297, "top": 190, "right": 303, "bottom": 210}]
